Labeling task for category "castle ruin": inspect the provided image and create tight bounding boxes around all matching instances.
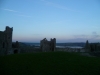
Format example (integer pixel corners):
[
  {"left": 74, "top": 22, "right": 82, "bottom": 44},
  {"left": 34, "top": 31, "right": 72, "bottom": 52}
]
[
  {"left": 40, "top": 38, "right": 56, "bottom": 52},
  {"left": 0, "top": 26, "right": 13, "bottom": 55}
]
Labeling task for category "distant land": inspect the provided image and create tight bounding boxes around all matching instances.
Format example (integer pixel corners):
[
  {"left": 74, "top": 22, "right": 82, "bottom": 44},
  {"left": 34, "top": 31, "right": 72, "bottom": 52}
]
[{"left": 22, "top": 42, "right": 86, "bottom": 47}]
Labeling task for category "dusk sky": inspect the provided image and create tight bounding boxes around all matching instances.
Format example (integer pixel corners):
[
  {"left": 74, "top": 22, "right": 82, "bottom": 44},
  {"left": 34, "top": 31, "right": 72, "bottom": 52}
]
[{"left": 0, "top": 0, "right": 100, "bottom": 43}]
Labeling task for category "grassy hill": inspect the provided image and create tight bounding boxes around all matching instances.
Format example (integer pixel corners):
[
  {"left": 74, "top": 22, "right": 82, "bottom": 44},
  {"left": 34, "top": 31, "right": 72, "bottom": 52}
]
[{"left": 0, "top": 52, "right": 100, "bottom": 75}]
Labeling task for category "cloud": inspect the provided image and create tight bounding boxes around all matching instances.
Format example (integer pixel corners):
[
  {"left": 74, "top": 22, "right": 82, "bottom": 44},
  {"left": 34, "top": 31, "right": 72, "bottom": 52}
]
[
  {"left": 33, "top": 34, "right": 42, "bottom": 36},
  {"left": 40, "top": 0, "right": 45, "bottom": 1},
  {"left": 17, "top": 15, "right": 31, "bottom": 18},
  {"left": 91, "top": 31, "right": 100, "bottom": 38},
  {"left": 73, "top": 34, "right": 88, "bottom": 39},
  {"left": 1, "top": 8, "right": 22, "bottom": 13},
  {"left": 92, "top": 31, "right": 97, "bottom": 35},
  {"left": 1, "top": 8, "right": 31, "bottom": 18},
  {"left": 71, "top": 31, "right": 100, "bottom": 42},
  {"left": 40, "top": 0, "right": 80, "bottom": 12}
]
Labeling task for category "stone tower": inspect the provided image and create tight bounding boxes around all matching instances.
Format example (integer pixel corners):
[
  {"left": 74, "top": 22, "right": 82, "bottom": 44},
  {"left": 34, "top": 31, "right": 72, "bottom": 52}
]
[
  {"left": 0, "top": 26, "right": 13, "bottom": 55},
  {"left": 5, "top": 26, "right": 13, "bottom": 54},
  {"left": 50, "top": 38, "right": 56, "bottom": 51}
]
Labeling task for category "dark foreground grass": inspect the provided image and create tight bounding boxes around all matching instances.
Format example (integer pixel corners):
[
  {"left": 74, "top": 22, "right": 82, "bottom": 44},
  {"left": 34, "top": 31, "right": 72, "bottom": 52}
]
[{"left": 0, "top": 52, "right": 100, "bottom": 75}]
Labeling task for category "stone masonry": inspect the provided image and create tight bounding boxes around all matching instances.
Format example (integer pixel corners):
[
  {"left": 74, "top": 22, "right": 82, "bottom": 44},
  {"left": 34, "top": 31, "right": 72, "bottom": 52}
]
[
  {"left": 0, "top": 26, "right": 13, "bottom": 55},
  {"left": 40, "top": 38, "right": 56, "bottom": 52}
]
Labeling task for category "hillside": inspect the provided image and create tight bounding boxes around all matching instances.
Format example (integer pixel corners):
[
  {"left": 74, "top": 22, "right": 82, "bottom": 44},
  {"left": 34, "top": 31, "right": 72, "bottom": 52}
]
[{"left": 0, "top": 52, "right": 100, "bottom": 75}]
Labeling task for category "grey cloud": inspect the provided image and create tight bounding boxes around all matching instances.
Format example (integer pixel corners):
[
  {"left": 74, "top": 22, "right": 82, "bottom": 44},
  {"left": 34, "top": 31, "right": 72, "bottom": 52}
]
[
  {"left": 73, "top": 34, "right": 88, "bottom": 38},
  {"left": 72, "top": 32, "right": 100, "bottom": 42},
  {"left": 91, "top": 31, "right": 100, "bottom": 38},
  {"left": 33, "top": 34, "right": 42, "bottom": 36},
  {"left": 92, "top": 31, "right": 97, "bottom": 35}
]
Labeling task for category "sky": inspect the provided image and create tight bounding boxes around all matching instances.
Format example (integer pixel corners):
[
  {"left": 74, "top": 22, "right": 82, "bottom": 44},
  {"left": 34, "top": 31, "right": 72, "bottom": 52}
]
[{"left": 0, "top": 0, "right": 100, "bottom": 43}]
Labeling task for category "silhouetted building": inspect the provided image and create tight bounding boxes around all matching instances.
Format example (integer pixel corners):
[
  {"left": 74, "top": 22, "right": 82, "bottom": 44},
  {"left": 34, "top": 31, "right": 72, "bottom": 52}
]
[
  {"left": 90, "top": 43, "right": 100, "bottom": 52},
  {"left": 0, "top": 26, "right": 13, "bottom": 55},
  {"left": 85, "top": 40, "right": 90, "bottom": 52},
  {"left": 12, "top": 41, "right": 20, "bottom": 54},
  {"left": 40, "top": 38, "right": 56, "bottom": 52}
]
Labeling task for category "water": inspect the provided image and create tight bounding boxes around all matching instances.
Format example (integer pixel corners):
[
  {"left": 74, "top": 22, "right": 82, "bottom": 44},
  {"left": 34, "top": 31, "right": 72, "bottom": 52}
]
[
  {"left": 24, "top": 43, "right": 84, "bottom": 49},
  {"left": 56, "top": 46, "right": 83, "bottom": 48}
]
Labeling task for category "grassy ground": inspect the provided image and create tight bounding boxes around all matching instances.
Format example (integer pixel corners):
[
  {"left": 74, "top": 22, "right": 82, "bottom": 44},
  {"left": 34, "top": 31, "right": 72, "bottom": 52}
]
[{"left": 0, "top": 52, "right": 100, "bottom": 75}]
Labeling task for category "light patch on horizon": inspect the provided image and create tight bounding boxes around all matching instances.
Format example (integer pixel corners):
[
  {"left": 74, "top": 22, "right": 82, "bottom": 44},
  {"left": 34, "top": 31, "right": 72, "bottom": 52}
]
[
  {"left": 91, "top": 31, "right": 100, "bottom": 39},
  {"left": 72, "top": 32, "right": 100, "bottom": 39}
]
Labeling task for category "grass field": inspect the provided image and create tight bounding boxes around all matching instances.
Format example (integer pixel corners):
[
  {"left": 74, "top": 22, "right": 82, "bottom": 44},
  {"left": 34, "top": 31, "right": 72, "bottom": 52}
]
[{"left": 0, "top": 52, "right": 100, "bottom": 75}]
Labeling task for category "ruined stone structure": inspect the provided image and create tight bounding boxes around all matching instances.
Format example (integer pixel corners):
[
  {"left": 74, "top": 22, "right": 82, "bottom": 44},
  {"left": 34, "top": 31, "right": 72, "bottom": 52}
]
[
  {"left": 40, "top": 38, "right": 56, "bottom": 52},
  {"left": 0, "top": 26, "right": 13, "bottom": 55},
  {"left": 12, "top": 41, "right": 20, "bottom": 54},
  {"left": 89, "top": 43, "right": 100, "bottom": 52}
]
